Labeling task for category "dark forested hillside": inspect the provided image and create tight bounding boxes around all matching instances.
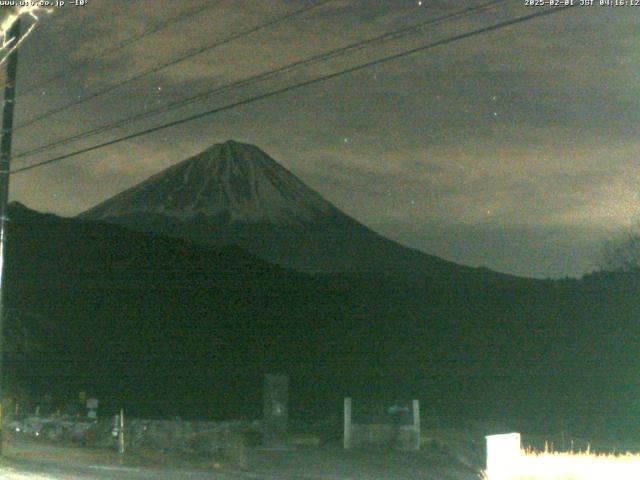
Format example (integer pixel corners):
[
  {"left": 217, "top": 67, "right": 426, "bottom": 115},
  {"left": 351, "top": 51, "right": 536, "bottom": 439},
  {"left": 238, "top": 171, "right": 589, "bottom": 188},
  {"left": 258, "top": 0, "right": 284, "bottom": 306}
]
[{"left": 4, "top": 203, "right": 639, "bottom": 436}]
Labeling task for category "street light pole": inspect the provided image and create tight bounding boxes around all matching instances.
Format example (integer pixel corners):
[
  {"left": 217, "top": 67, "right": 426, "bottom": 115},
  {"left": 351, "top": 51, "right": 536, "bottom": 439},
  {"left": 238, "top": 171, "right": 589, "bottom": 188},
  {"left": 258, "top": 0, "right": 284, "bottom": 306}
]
[{"left": 0, "top": 17, "right": 21, "bottom": 454}]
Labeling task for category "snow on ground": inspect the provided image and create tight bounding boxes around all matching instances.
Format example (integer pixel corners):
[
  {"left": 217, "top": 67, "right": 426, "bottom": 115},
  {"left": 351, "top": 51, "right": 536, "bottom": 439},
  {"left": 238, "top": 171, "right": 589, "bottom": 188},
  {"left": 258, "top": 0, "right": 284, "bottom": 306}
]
[
  {"left": 0, "top": 468, "right": 58, "bottom": 479},
  {"left": 485, "top": 450, "right": 640, "bottom": 480}
]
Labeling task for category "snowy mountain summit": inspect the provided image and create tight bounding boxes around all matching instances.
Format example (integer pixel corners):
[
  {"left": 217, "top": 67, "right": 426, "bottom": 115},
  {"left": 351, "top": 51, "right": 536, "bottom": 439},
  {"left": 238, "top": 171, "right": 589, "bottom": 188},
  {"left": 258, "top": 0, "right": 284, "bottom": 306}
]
[
  {"left": 79, "top": 140, "right": 478, "bottom": 277},
  {"left": 80, "top": 140, "right": 334, "bottom": 225}
]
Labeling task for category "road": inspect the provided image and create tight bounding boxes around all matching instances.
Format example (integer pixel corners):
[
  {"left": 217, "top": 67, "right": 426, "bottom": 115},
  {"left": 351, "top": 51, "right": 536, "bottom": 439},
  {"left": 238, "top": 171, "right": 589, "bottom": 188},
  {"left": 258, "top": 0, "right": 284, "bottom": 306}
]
[
  {"left": 0, "top": 458, "right": 274, "bottom": 480},
  {"left": 0, "top": 439, "right": 263, "bottom": 480}
]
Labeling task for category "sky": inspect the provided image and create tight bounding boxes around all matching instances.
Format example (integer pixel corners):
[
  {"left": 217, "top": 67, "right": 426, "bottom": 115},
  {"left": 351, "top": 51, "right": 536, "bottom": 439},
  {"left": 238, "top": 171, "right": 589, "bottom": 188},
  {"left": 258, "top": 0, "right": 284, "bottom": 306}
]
[{"left": 1, "top": 0, "right": 638, "bottom": 279}]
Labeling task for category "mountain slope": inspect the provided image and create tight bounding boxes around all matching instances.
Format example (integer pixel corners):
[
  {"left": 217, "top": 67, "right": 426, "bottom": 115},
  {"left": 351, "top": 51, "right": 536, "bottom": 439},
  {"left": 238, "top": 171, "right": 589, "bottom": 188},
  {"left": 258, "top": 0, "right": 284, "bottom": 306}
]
[
  {"left": 5, "top": 202, "right": 309, "bottom": 416},
  {"left": 78, "top": 140, "right": 494, "bottom": 278}
]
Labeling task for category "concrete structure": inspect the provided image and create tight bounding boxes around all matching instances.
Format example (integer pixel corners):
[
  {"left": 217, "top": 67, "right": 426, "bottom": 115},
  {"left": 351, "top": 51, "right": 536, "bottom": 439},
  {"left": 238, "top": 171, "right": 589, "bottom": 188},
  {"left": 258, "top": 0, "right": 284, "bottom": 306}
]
[
  {"left": 262, "top": 374, "right": 289, "bottom": 449},
  {"left": 343, "top": 397, "right": 420, "bottom": 451}
]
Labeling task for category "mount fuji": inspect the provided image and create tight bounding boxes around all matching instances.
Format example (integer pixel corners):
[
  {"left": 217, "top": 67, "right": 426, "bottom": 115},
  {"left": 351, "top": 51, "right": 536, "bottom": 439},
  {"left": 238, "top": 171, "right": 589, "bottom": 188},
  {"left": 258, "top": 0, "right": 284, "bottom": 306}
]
[{"left": 79, "top": 140, "right": 490, "bottom": 278}]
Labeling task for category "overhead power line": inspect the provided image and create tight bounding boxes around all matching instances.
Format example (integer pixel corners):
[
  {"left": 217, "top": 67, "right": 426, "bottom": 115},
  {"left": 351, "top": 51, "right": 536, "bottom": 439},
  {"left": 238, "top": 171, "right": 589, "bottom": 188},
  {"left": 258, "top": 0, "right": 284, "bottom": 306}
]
[
  {"left": 13, "top": 0, "right": 508, "bottom": 162},
  {"left": 11, "top": 0, "right": 335, "bottom": 133},
  {"left": 19, "top": 1, "right": 222, "bottom": 98},
  {"left": 11, "top": 5, "right": 574, "bottom": 176}
]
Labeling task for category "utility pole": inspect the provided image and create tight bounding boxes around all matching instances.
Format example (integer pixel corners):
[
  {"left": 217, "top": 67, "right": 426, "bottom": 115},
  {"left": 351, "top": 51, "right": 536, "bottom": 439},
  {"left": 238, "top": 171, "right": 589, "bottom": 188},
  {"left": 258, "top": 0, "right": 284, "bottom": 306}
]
[{"left": 0, "top": 17, "right": 21, "bottom": 454}]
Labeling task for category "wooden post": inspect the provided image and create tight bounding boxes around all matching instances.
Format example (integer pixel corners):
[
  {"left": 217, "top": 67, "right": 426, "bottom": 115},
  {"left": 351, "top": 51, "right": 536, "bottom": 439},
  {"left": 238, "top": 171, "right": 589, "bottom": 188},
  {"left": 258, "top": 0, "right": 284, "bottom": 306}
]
[
  {"left": 412, "top": 399, "right": 420, "bottom": 451},
  {"left": 0, "top": 18, "right": 21, "bottom": 456},
  {"left": 118, "top": 409, "right": 125, "bottom": 454},
  {"left": 343, "top": 397, "right": 352, "bottom": 449}
]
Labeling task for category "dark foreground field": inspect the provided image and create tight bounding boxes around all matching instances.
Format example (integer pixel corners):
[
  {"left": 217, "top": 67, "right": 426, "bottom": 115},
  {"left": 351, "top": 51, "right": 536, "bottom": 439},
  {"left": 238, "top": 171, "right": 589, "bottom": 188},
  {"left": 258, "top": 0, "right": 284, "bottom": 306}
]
[
  {"left": 5, "top": 425, "right": 639, "bottom": 479},
  {"left": 0, "top": 430, "right": 483, "bottom": 480}
]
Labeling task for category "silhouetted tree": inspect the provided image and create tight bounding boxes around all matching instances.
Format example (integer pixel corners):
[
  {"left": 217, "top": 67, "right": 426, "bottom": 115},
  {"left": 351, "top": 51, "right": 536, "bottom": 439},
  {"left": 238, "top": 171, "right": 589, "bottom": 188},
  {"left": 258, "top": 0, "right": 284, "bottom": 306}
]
[{"left": 598, "top": 226, "right": 640, "bottom": 272}]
